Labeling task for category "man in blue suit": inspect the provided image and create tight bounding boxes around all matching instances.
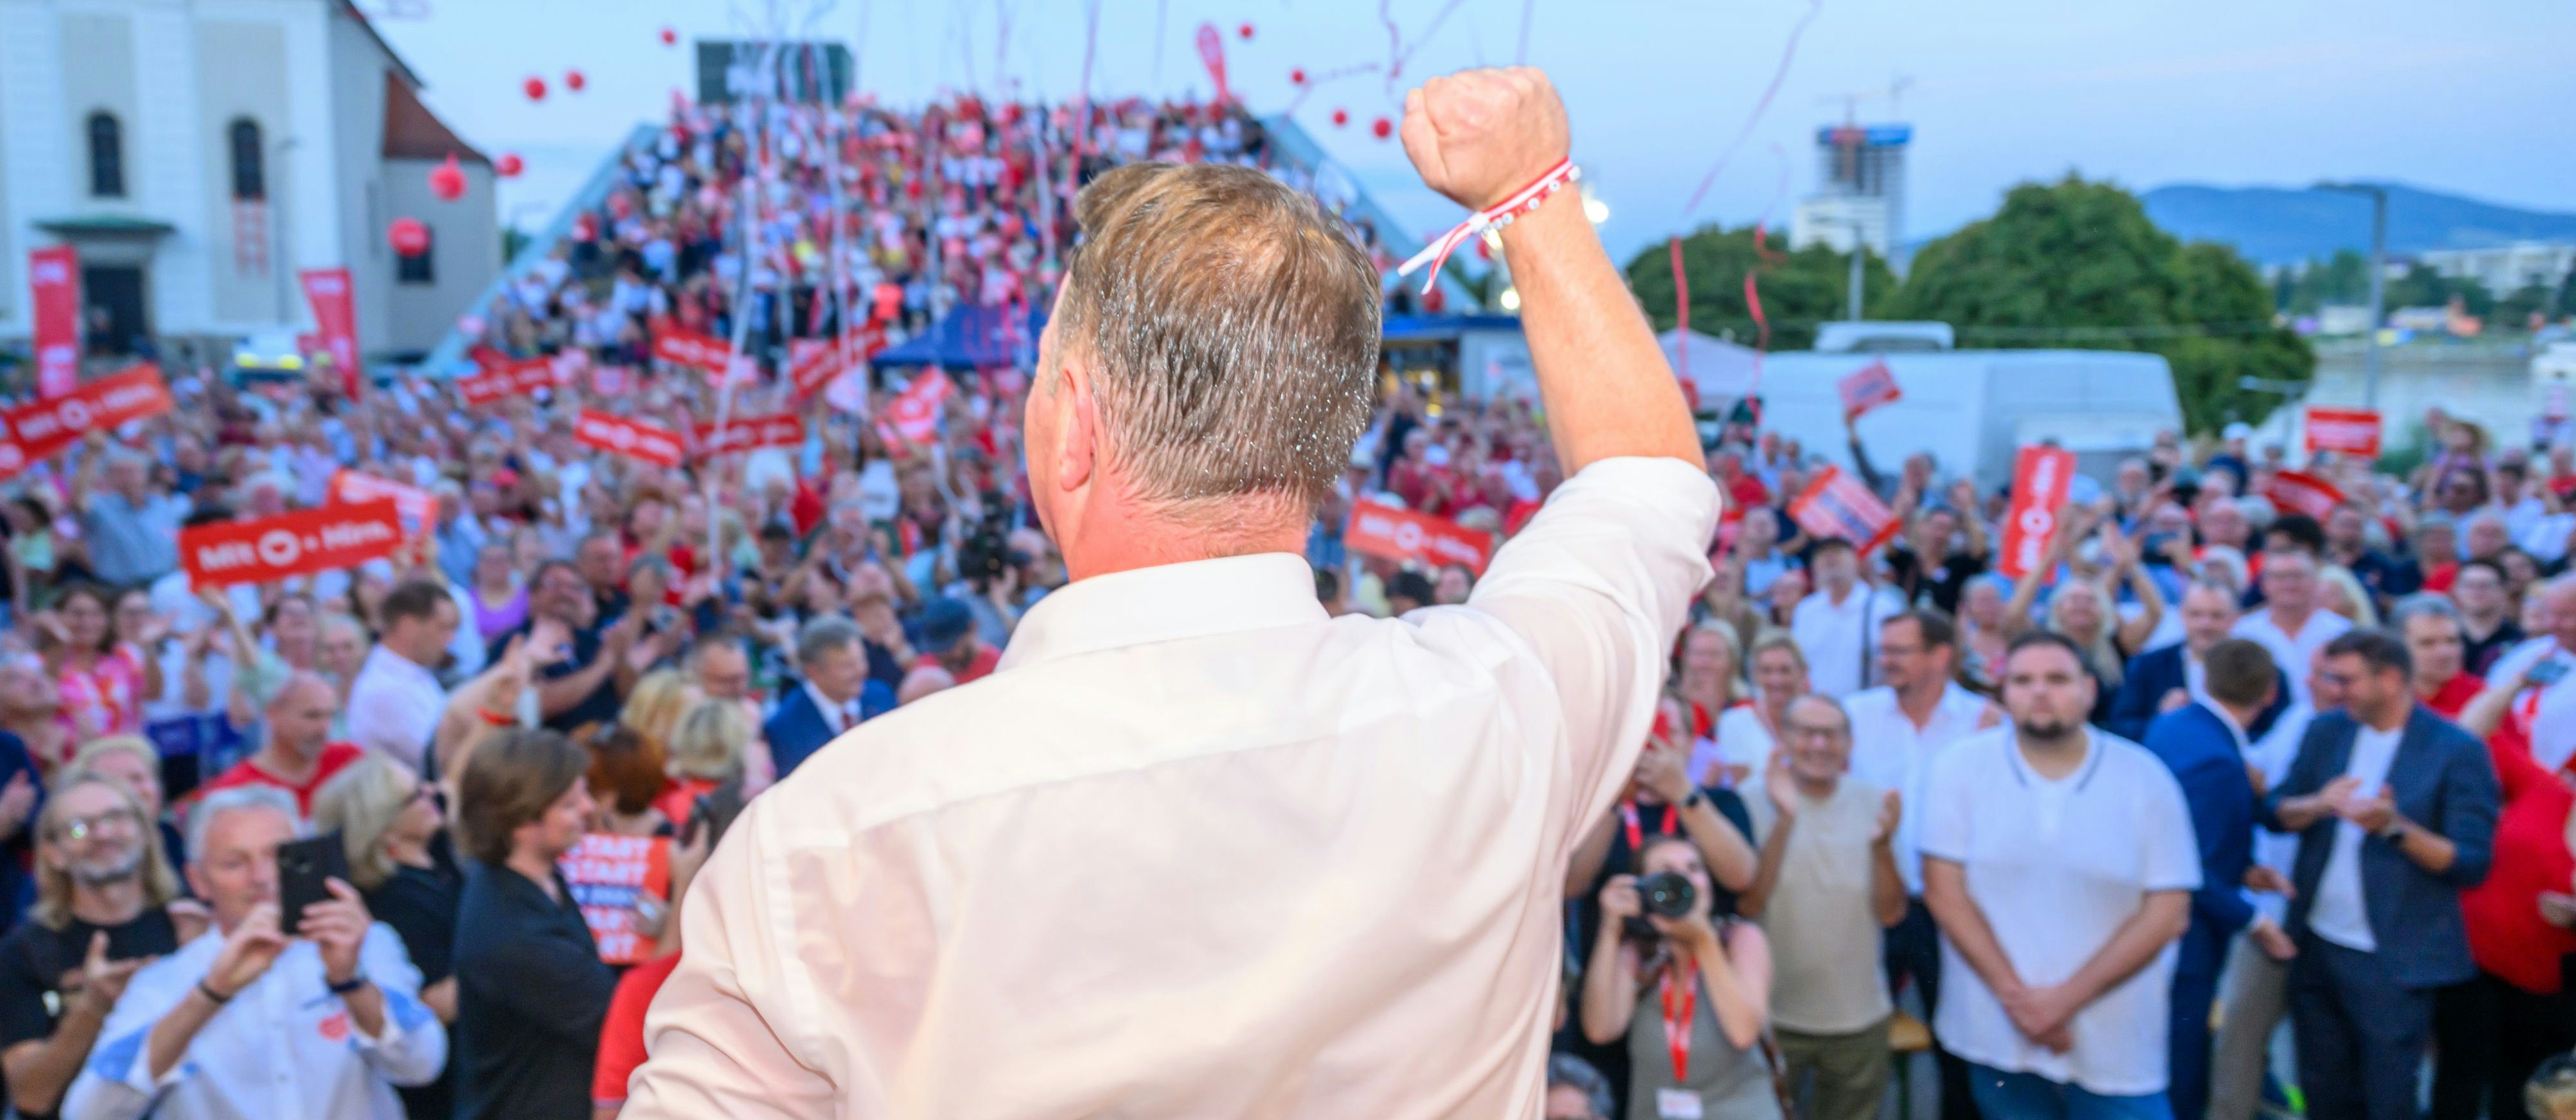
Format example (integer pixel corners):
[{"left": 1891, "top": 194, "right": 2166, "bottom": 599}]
[
  {"left": 764, "top": 616, "right": 894, "bottom": 778},
  {"left": 2110, "top": 578, "right": 2290, "bottom": 743},
  {"left": 2142, "top": 638, "right": 2295, "bottom": 1120},
  {"left": 2261, "top": 629, "right": 2500, "bottom": 1120}
]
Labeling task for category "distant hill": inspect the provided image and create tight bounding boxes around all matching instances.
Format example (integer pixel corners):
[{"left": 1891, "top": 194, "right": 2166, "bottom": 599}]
[{"left": 2141, "top": 182, "right": 2576, "bottom": 266}]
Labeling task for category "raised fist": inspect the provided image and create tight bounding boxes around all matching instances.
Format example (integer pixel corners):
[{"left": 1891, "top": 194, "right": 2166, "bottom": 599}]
[{"left": 1399, "top": 68, "right": 1571, "bottom": 213}]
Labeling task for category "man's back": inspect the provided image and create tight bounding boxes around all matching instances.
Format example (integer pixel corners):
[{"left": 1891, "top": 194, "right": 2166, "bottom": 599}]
[{"left": 628, "top": 460, "right": 1719, "bottom": 1118}]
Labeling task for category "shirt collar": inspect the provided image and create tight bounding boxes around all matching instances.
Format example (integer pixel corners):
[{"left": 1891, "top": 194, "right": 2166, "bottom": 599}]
[
  {"left": 804, "top": 679, "right": 854, "bottom": 730},
  {"left": 996, "top": 553, "right": 1329, "bottom": 672},
  {"left": 2200, "top": 699, "right": 2251, "bottom": 751}
]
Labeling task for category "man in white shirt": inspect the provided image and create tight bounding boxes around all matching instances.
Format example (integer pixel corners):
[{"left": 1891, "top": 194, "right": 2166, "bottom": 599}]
[
  {"left": 63, "top": 786, "right": 444, "bottom": 1120},
  {"left": 2467, "top": 574, "right": 2576, "bottom": 771},
  {"left": 344, "top": 580, "right": 460, "bottom": 771},
  {"left": 1841, "top": 611, "right": 1995, "bottom": 1120},
  {"left": 2232, "top": 546, "right": 2350, "bottom": 711},
  {"left": 1921, "top": 631, "right": 2198, "bottom": 1115},
  {"left": 1792, "top": 538, "right": 1904, "bottom": 698},
  {"left": 625, "top": 69, "right": 1721, "bottom": 1118},
  {"left": 2264, "top": 629, "right": 2499, "bottom": 1120}
]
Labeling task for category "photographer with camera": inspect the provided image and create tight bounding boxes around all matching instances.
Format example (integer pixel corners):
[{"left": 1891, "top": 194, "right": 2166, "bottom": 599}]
[{"left": 1580, "top": 833, "right": 1778, "bottom": 1120}]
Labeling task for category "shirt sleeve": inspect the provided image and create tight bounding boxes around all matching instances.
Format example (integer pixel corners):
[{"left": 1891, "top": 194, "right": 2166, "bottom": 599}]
[
  {"left": 2137, "top": 757, "right": 2206, "bottom": 893},
  {"left": 592, "top": 964, "right": 659, "bottom": 1107},
  {"left": 1466, "top": 457, "right": 1721, "bottom": 858},
  {"left": 349, "top": 925, "right": 448, "bottom": 1088},
  {"left": 59, "top": 958, "right": 194, "bottom": 1120}
]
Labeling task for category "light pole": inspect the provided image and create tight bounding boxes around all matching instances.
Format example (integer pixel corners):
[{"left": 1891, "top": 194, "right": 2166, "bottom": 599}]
[
  {"left": 1817, "top": 214, "right": 1867, "bottom": 322},
  {"left": 2320, "top": 182, "right": 2387, "bottom": 411},
  {"left": 271, "top": 135, "right": 299, "bottom": 324}
]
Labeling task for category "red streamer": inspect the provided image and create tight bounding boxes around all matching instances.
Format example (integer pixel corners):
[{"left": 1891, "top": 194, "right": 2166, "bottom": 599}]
[
  {"left": 1669, "top": 236, "right": 1690, "bottom": 382},
  {"left": 1681, "top": 0, "right": 1822, "bottom": 217}
]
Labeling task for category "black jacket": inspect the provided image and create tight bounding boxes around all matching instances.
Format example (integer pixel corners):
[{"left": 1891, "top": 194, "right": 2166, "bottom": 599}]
[{"left": 452, "top": 862, "right": 616, "bottom": 1120}]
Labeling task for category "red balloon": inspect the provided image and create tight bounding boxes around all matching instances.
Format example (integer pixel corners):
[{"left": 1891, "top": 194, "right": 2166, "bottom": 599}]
[
  {"left": 1238, "top": 22, "right": 1255, "bottom": 39},
  {"left": 387, "top": 218, "right": 430, "bottom": 257},
  {"left": 1371, "top": 117, "right": 1392, "bottom": 140},
  {"left": 1289, "top": 68, "right": 1307, "bottom": 85},
  {"left": 564, "top": 70, "right": 587, "bottom": 93},
  {"left": 495, "top": 153, "right": 524, "bottom": 178},
  {"left": 428, "top": 153, "right": 467, "bottom": 202},
  {"left": 522, "top": 76, "right": 547, "bottom": 102},
  {"left": 1331, "top": 108, "right": 1349, "bottom": 127},
  {"left": 658, "top": 26, "right": 677, "bottom": 46}
]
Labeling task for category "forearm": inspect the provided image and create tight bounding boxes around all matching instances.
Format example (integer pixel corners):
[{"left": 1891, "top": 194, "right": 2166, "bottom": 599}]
[
  {"left": 1681, "top": 800, "right": 1756, "bottom": 892},
  {"left": 1694, "top": 939, "right": 1766, "bottom": 1051},
  {"left": 1564, "top": 815, "right": 1615, "bottom": 900},
  {"left": 7, "top": 1005, "right": 109, "bottom": 1112},
  {"left": 1924, "top": 861, "right": 2025, "bottom": 998},
  {"left": 1870, "top": 840, "right": 1908, "bottom": 927},
  {"left": 1737, "top": 815, "right": 1795, "bottom": 920},
  {"left": 1497, "top": 179, "right": 1698, "bottom": 475},
  {"left": 421, "top": 977, "right": 458, "bottom": 1023},
  {"left": 1577, "top": 930, "right": 1633, "bottom": 1045},
  {"left": 2060, "top": 891, "right": 2190, "bottom": 1008},
  {"left": 2460, "top": 685, "right": 2517, "bottom": 738},
  {"left": 538, "top": 660, "right": 615, "bottom": 717},
  {"left": 2394, "top": 821, "right": 2459, "bottom": 876},
  {"left": 144, "top": 989, "right": 221, "bottom": 1079},
  {"left": 339, "top": 979, "right": 386, "bottom": 1039}
]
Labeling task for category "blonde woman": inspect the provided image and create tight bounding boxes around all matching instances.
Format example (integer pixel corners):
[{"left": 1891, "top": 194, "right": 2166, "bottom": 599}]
[
  {"left": 311, "top": 753, "right": 462, "bottom": 1031},
  {"left": 619, "top": 669, "right": 701, "bottom": 755},
  {"left": 656, "top": 699, "right": 751, "bottom": 831},
  {"left": 1675, "top": 624, "right": 1747, "bottom": 788},
  {"left": 1713, "top": 632, "right": 1809, "bottom": 788},
  {"left": 2317, "top": 565, "right": 2380, "bottom": 629}
]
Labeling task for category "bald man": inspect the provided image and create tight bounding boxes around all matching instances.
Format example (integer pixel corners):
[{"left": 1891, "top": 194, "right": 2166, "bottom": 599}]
[{"left": 203, "top": 672, "right": 366, "bottom": 818}]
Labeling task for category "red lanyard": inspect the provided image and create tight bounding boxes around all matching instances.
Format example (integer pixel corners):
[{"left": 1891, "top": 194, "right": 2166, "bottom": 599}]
[
  {"left": 1660, "top": 956, "right": 1698, "bottom": 1081},
  {"left": 1620, "top": 799, "right": 1679, "bottom": 851}
]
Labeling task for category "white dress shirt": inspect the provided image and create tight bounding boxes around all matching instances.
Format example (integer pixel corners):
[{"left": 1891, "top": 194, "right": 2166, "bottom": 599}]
[
  {"left": 623, "top": 457, "right": 1721, "bottom": 1119},
  {"left": 2245, "top": 701, "right": 2313, "bottom": 924},
  {"left": 64, "top": 925, "right": 444, "bottom": 1120},
  {"left": 1792, "top": 583, "right": 1904, "bottom": 698},
  {"left": 803, "top": 679, "right": 859, "bottom": 735},
  {"left": 2307, "top": 720, "right": 2405, "bottom": 952},
  {"left": 2232, "top": 609, "right": 2351, "bottom": 712},
  {"left": 345, "top": 645, "right": 446, "bottom": 770},
  {"left": 1920, "top": 726, "right": 2201, "bottom": 1096},
  {"left": 1841, "top": 683, "right": 1992, "bottom": 893}
]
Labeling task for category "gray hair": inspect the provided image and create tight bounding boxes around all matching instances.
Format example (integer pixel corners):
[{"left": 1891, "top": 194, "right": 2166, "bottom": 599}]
[
  {"left": 2391, "top": 593, "right": 2461, "bottom": 634},
  {"left": 795, "top": 615, "right": 864, "bottom": 669},
  {"left": 1546, "top": 1053, "right": 1615, "bottom": 1120},
  {"left": 186, "top": 786, "right": 307, "bottom": 864},
  {"left": 2181, "top": 578, "right": 2242, "bottom": 612}
]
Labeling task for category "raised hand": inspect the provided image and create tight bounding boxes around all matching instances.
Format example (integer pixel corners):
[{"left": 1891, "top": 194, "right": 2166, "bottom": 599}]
[
  {"left": 1398, "top": 68, "right": 1571, "bottom": 212},
  {"left": 76, "top": 931, "right": 151, "bottom": 1016},
  {"left": 1596, "top": 874, "right": 1643, "bottom": 924},
  {"left": 1872, "top": 789, "right": 1902, "bottom": 846},
  {"left": 296, "top": 878, "right": 374, "bottom": 985},
  {"left": 204, "top": 903, "right": 289, "bottom": 998},
  {"left": 0, "top": 771, "right": 36, "bottom": 839}
]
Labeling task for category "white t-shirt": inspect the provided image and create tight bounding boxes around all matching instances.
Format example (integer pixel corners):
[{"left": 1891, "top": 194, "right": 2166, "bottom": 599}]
[
  {"left": 2233, "top": 609, "right": 2352, "bottom": 711},
  {"left": 2306, "top": 719, "right": 2405, "bottom": 952},
  {"left": 1707, "top": 704, "right": 1776, "bottom": 788},
  {"left": 1920, "top": 726, "right": 2201, "bottom": 1096},
  {"left": 1792, "top": 584, "right": 1904, "bottom": 698}
]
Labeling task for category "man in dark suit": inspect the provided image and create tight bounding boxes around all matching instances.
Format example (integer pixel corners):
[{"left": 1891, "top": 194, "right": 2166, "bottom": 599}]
[
  {"left": 763, "top": 616, "right": 893, "bottom": 778},
  {"left": 2260, "top": 629, "right": 2501, "bottom": 1120},
  {"left": 2142, "top": 638, "right": 2296, "bottom": 1120},
  {"left": 2110, "top": 578, "right": 2289, "bottom": 743}
]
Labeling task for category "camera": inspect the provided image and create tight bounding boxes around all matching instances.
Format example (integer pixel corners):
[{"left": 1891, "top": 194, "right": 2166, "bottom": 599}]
[
  {"left": 955, "top": 492, "right": 1016, "bottom": 589},
  {"left": 1620, "top": 871, "right": 1698, "bottom": 942}
]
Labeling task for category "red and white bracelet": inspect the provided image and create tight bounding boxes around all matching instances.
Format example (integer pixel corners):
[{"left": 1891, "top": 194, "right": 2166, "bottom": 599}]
[{"left": 1396, "top": 157, "right": 1580, "bottom": 296}]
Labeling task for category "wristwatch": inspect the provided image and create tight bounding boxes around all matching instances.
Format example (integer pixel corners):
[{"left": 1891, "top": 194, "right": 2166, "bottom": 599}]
[
  {"left": 327, "top": 973, "right": 370, "bottom": 996},
  {"left": 2376, "top": 818, "right": 2409, "bottom": 843},
  {"left": 1681, "top": 789, "right": 1707, "bottom": 811}
]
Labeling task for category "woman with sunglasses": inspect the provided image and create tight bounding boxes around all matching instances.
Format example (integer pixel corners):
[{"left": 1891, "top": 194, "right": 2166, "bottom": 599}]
[{"left": 314, "top": 752, "right": 460, "bottom": 1120}]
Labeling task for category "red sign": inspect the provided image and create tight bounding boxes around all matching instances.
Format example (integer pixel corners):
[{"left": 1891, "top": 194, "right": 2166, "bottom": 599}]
[
  {"left": 1997, "top": 446, "right": 2078, "bottom": 579},
  {"left": 1344, "top": 498, "right": 1495, "bottom": 574},
  {"left": 2265, "top": 470, "right": 2347, "bottom": 520},
  {"left": 180, "top": 501, "right": 405, "bottom": 587},
  {"left": 1788, "top": 465, "right": 1900, "bottom": 556},
  {"left": 1195, "top": 22, "right": 1231, "bottom": 104},
  {"left": 2304, "top": 406, "right": 2382, "bottom": 459},
  {"left": 459, "top": 355, "right": 562, "bottom": 406},
  {"left": 298, "top": 268, "right": 360, "bottom": 397},
  {"left": 573, "top": 409, "right": 685, "bottom": 468},
  {"left": 28, "top": 247, "right": 79, "bottom": 399},
  {"left": 651, "top": 322, "right": 732, "bottom": 374},
  {"left": 329, "top": 471, "right": 437, "bottom": 539},
  {"left": 790, "top": 328, "right": 887, "bottom": 401},
  {"left": 882, "top": 368, "right": 952, "bottom": 444},
  {"left": 0, "top": 364, "right": 175, "bottom": 480},
  {"left": 1837, "top": 359, "right": 1902, "bottom": 419},
  {"left": 696, "top": 413, "right": 805, "bottom": 454}
]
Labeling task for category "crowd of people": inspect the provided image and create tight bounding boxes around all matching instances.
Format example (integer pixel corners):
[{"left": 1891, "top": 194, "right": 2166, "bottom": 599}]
[{"left": 8, "top": 75, "right": 2576, "bottom": 1120}]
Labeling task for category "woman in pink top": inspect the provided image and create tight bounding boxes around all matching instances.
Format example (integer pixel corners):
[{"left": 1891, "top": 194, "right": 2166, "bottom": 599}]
[{"left": 41, "top": 584, "right": 157, "bottom": 766}]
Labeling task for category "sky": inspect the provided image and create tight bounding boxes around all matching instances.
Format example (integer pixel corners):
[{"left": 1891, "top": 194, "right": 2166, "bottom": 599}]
[{"left": 366, "top": 0, "right": 2576, "bottom": 265}]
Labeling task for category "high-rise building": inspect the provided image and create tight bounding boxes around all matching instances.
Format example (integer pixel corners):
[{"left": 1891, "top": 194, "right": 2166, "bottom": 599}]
[{"left": 1790, "top": 124, "right": 1910, "bottom": 260}]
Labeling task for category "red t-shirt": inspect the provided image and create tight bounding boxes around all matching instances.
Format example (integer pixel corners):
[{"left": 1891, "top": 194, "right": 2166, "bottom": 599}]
[
  {"left": 2421, "top": 673, "right": 2485, "bottom": 720},
  {"left": 2463, "top": 730, "right": 2576, "bottom": 993},
  {"left": 918, "top": 645, "right": 1002, "bottom": 687},
  {"left": 652, "top": 776, "right": 722, "bottom": 833},
  {"left": 558, "top": 833, "right": 672, "bottom": 966},
  {"left": 591, "top": 951, "right": 682, "bottom": 1108},
  {"left": 204, "top": 742, "right": 366, "bottom": 818}
]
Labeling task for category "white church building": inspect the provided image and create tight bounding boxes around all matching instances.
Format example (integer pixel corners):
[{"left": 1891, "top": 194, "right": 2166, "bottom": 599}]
[{"left": 0, "top": 0, "right": 498, "bottom": 368}]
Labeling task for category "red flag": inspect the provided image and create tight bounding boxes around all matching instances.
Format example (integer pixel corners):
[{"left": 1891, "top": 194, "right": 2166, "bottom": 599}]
[
  {"left": 2266, "top": 470, "right": 2347, "bottom": 520},
  {"left": 181, "top": 501, "right": 404, "bottom": 587},
  {"left": 1996, "top": 446, "right": 2078, "bottom": 579},
  {"left": 0, "top": 363, "right": 175, "bottom": 482},
  {"left": 1837, "top": 359, "right": 1902, "bottom": 420},
  {"left": 1788, "top": 465, "right": 1900, "bottom": 556},
  {"left": 790, "top": 327, "right": 886, "bottom": 401},
  {"left": 28, "top": 247, "right": 79, "bottom": 399},
  {"left": 328, "top": 471, "right": 437, "bottom": 540},
  {"left": 573, "top": 409, "right": 685, "bottom": 468},
  {"left": 1343, "top": 498, "right": 1497, "bottom": 574},
  {"left": 2303, "top": 406, "right": 2382, "bottom": 459},
  {"left": 1195, "top": 23, "right": 1231, "bottom": 104},
  {"left": 695, "top": 413, "right": 806, "bottom": 455},
  {"left": 882, "top": 369, "right": 952, "bottom": 444},
  {"left": 650, "top": 321, "right": 733, "bottom": 374},
  {"left": 298, "top": 268, "right": 361, "bottom": 397}
]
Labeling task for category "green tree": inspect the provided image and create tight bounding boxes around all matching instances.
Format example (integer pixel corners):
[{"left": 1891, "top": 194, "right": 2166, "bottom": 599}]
[
  {"left": 2383, "top": 263, "right": 2493, "bottom": 317},
  {"left": 1622, "top": 225, "right": 1899, "bottom": 352},
  {"left": 1884, "top": 175, "right": 2314, "bottom": 435},
  {"left": 2280, "top": 249, "right": 2370, "bottom": 314}
]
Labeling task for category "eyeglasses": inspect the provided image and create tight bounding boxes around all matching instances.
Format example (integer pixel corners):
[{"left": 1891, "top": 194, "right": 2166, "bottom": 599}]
[
  {"left": 55, "top": 808, "right": 139, "bottom": 843},
  {"left": 411, "top": 784, "right": 446, "bottom": 812},
  {"left": 1783, "top": 723, "right": 1846, "bottom": 742}
]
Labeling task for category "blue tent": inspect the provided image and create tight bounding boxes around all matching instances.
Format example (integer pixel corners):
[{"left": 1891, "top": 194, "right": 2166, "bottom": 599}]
[{"left": 869, "top": 303, "right": 1048, "bottom": 370}]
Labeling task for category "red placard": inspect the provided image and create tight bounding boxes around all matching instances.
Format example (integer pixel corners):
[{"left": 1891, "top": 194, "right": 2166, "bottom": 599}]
[
  {"left": 573, "top": 409, "right": 684, "bottom": 468},
  {"left": 180, "top": 501, "right": 404, "bottom": 587},
  {"left": 459, "top": 355, "right": 561, "bottom": 405},
  {"left": 299, "top": 267, "right": 361, "bottom": 397},
  {"left": 790, "top": 327, "right": 887, "bottom": 401},
  {"left": 651, "top": 322, "right": 732, "bottom": 374},
  {"left": 1837, "top": 359, "right": 1902, "bottom": 420},
  {"left": 1788, "top": 465, "right": 1900, "bottom": 556},
  {"left": 329, "top": 471, "right": 437, "bottom": 539},
  {"left": 1996, "top": 446, "right": 2078, "bottom": 579},
  {"left": 2265, "top": 470, "right": 2347, "bottom": 520},
  {"left": 0, "top": 363, "right": 176, "bottom": 481},
  {"left": 2304, "top": 406, "right": 2382, "bottom": 459},
  {"left": 882, "top": 368, "right": 952, "bottom": 444},
  {"left": 28, "top": 247, "right": 79, "bottom": 399},
  {"left": 696, "top": 413, "right": 805, "bottom": 454},
  {"left": 1344, "top": 498, "right": 1495, "bottom": 574}
]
